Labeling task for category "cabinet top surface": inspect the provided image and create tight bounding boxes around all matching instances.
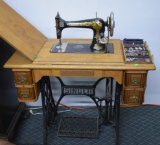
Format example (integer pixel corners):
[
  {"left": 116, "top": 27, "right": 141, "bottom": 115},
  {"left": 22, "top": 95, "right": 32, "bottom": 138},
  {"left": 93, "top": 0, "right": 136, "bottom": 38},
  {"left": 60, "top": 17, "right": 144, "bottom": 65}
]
[
  {"left": 4, "top": 39, "right": 156, "bottom": 71},
  {"left": 33, "top": 39, "right": 124, "bottom": 65}
]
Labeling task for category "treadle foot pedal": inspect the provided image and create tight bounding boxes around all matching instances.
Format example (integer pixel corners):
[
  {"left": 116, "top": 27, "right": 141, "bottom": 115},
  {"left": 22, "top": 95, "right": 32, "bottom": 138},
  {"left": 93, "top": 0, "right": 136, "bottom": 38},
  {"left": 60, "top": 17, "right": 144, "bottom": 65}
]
[{"left": 57, "top": 116, "right": 99, "bottom": 138}]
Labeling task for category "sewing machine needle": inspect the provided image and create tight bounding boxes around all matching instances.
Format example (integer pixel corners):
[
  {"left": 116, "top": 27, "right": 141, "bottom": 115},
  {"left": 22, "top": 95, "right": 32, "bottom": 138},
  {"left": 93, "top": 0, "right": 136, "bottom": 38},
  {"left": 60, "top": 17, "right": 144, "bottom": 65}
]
[{"left": 59, "top": 38, "right": 62, "bottom": 47}]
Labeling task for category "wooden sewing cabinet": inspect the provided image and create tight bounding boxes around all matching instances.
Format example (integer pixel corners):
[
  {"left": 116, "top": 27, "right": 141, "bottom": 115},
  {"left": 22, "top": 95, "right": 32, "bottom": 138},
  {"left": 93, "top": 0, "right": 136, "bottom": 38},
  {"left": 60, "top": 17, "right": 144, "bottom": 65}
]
[
  {"left": 0, "top": 1, "right": 155, "bottom": 106},
  {"left": 4, "top": 38, "right": 155, "bottom": 106},
  {"left": 0, "top": 1, "right": 156, "bottom": 144}
]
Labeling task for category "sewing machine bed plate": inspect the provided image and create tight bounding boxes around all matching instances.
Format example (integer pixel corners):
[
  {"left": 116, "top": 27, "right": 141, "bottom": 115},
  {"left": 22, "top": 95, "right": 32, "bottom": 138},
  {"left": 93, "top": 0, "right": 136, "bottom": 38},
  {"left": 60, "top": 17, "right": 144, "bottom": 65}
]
[
  {"left": 33, "top": 39, "right": 124, "bottom": 65},
  {"left": 50, "top": 42, "right": 114, "bottom": 53}
]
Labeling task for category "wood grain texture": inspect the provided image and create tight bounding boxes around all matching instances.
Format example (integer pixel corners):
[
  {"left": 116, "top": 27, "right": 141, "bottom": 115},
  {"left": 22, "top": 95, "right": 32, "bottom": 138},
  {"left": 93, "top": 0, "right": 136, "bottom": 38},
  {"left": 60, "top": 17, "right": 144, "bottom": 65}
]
[
  {"left": 104, "top": 71, "right": 123, "bottom": 84},
  {"left": 33, "top": 39, "right": 124, "bottom": 64},
  {"left": 4, "top": 39, "right": 156, "bottom": 71},
  {"left": 33, "top": 69, "right": 104, "bottom": 83},
  {"left": 0, "top": 1, "right": 47, "bottom": 61},
  {"left": 125, "top": 73, "right": 147, "bottom": 87},
  {"left": 3, "top": 38, "right": 155, "bottom": 103},
  {"left": 4, "top": 50, "right": 156, "bottom": 70},
  {"left": 123, "top": 89, "right": 145, "bottom": 105}
]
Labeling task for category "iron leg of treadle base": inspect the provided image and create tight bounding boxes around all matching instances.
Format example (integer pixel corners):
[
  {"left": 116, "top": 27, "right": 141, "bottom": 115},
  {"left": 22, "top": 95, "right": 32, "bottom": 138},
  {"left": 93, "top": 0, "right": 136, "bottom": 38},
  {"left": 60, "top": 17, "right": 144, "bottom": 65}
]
[
  {"left": 40, "top": 76, "right": 56, "bottom": 145},
  {"left": 114, "top": 82, "right": 121, "bottom": 145},
  {"left": 41, "top": 93, "right": 47, "bottom": 145}
]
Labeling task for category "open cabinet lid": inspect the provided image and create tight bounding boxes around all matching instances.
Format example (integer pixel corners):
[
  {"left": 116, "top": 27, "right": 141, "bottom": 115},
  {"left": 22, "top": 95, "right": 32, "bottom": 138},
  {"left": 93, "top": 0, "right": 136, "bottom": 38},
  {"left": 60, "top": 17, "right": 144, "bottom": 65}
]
[{"left": 0, "top": 1, "right": 47, "bottom": 61}]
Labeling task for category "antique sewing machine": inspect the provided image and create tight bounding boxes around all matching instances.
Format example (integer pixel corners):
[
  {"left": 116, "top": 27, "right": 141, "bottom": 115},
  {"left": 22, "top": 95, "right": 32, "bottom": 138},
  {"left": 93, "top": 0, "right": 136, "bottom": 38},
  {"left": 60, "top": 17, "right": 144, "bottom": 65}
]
[{"left": 51, "top": 12, "right": 115, "bottom": 53}]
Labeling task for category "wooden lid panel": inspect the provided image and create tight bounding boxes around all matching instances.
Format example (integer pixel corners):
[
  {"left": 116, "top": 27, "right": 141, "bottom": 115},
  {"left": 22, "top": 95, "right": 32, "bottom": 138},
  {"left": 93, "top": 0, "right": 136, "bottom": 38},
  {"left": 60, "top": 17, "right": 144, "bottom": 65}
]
[{"left": 0, "top": 1, "right": 47, "bottom": 61}]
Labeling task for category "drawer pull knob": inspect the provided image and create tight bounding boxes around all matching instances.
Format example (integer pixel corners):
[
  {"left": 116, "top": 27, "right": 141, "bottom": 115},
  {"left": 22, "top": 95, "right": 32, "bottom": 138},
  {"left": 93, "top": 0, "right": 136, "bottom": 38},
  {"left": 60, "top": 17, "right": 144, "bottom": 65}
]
[
  {"left": 130, "top": 96, "right": 138, "bottom": 103},
  {"left": 21, "top": 92, "right": 29, "bottom": 98},
  {"left": 132, "top": 78, "right": 140, "bottom": 85},
  {"left": 18, "top": 75, "right": 27, "bottom": 84}
]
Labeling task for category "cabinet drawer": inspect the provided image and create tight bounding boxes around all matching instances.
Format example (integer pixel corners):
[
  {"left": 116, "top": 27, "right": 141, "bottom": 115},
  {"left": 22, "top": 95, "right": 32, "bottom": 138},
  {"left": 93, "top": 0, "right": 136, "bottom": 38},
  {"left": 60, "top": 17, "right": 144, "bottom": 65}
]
[
  {"left": 123, "top": 89, "right": 144, "bottom": 105},
  {"left": 17, "top": 87, "right": 37, "bottom": 102},
  {"left": 14, "top": 71, "right": 33, "bottom": 85},
  {"left": 125, "top": 73, "right": 147, "bottom": 87}
]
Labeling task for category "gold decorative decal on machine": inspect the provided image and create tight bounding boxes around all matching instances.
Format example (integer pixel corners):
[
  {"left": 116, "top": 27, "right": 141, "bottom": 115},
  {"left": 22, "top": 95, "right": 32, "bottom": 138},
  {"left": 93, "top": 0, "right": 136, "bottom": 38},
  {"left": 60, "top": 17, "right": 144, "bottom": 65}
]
[
  {"left": 21, "top": 92, "right": 29, "bottom": 98},
  {"left": 129, "top": 96, "right": 138, "bottom": 103},
  {"left": 18, "top": 75, "right": 27, "bottom": 84},
  {"left": 68, "top": 20, "right": 102, "bottom": 37},
  {"left": 131, "top": 78, "right": 140, "bottom": 85}
]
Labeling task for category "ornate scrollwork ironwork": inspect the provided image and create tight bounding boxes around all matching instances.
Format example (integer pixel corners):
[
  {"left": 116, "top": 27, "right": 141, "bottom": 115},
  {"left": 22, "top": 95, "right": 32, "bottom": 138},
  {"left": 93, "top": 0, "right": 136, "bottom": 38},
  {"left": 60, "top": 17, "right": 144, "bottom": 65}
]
[{"left": 40, "top": 76, "right": 121, "bottom": 145}]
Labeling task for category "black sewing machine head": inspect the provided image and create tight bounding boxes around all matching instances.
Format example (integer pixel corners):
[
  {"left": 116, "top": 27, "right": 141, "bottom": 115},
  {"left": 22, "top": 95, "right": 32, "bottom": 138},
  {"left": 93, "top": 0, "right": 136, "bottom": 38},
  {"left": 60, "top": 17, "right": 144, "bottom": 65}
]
[{"left": 53, "top": 12, "right": 115, "bottom": 53}]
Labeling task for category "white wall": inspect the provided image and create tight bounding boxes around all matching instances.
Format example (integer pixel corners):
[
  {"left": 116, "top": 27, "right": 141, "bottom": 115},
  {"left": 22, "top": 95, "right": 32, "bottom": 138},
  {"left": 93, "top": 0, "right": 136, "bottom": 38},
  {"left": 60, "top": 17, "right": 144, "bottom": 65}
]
[{"left": 4, "top": 0, "right": 160, "bottom": 105}]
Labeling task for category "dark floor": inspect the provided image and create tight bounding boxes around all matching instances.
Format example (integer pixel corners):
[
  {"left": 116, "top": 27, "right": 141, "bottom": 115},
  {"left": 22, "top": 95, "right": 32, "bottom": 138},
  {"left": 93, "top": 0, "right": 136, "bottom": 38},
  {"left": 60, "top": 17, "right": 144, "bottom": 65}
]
[{"left": 12, "top": 106, "right": 160, "bottom": 145}]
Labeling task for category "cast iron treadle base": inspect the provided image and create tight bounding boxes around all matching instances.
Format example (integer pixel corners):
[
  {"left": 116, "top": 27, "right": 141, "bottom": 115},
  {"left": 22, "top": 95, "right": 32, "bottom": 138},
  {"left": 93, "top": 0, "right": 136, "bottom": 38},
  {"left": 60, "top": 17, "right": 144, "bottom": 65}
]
[
  {"left": 57, "top": 116, "right": 99, "bottom": 138},
  {"left": 40, "top": 76, "right": 121, "bottom": 145}
]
